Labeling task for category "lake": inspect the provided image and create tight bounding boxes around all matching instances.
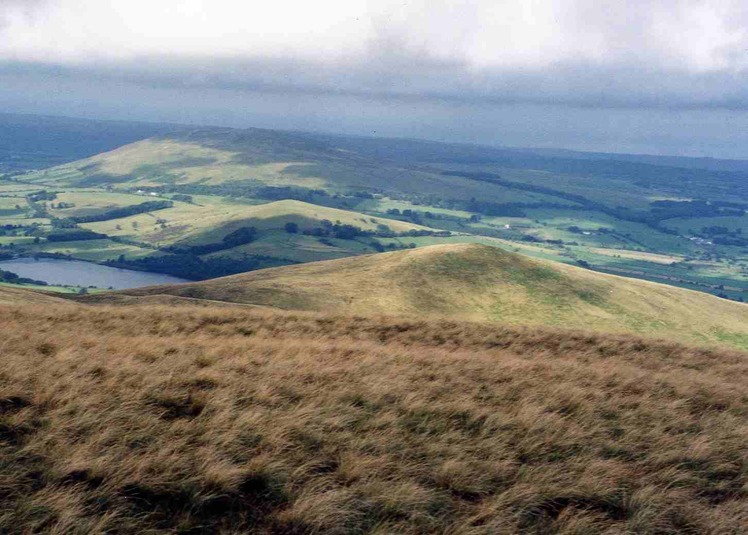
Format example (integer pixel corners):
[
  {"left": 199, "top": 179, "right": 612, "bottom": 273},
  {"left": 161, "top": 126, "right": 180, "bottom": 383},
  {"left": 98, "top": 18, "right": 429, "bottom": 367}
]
[{"left": 0, "top": 258, "right": 190, "bottom": 289}]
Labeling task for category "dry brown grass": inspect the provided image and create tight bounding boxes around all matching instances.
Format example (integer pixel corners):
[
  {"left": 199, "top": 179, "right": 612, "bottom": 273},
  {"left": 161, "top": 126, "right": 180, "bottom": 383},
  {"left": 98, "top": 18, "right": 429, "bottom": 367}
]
[{"left": 1, "top": 303, "right": 747, "bottom": 533}]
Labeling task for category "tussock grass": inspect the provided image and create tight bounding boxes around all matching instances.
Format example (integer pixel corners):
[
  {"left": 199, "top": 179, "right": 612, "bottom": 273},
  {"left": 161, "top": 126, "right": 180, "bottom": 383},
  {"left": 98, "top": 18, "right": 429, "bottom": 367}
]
[{"left": 1, "top": 304, "right": 747, "bottom": 533}]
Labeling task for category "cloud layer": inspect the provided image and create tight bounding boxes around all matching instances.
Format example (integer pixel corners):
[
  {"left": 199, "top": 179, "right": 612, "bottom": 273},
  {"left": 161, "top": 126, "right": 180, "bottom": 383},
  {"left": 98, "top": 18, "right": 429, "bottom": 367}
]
[{"left": 1, "top": 0, "right": 748, "bottom": 109}]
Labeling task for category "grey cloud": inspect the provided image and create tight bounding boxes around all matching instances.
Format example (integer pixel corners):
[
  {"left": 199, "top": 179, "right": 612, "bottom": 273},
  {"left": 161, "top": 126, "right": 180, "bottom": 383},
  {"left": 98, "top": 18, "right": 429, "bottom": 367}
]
[
  {"left": 3, "top": 51, "right": 748, "bottom": 112},
  {"left": 0, "top": 0, "right": 48, "bottom": 30},
  {"left": 2, "top": 1, "right": 748, "bottom": 110},
  {"left": 2, "top": 0, "right": 748, "bottom": 159}
]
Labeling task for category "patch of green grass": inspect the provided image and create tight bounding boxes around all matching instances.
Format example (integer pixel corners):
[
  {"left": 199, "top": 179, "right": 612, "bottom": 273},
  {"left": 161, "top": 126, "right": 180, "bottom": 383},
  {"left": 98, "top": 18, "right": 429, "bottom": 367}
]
[
  {"left": 33, "top": 239, "right": 154, "bottom": 262},
  {"left": 48, "top": 190, "right": 150, "bottom": 219},
  {"left": 0, "top": 281, "right": 85, "bottom": 294},
  {"left": 711, "top": 329, "right": 748, "bottom": 350},
  {"left": 0, "top": 236, "right": 38, "bottom": 245}
]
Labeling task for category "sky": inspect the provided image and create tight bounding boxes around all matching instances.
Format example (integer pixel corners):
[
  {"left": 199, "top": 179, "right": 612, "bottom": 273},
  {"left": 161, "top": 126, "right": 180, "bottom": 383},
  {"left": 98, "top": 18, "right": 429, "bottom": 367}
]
[{"left": 1, "top": 0, "right": 748, "bottom": 157}]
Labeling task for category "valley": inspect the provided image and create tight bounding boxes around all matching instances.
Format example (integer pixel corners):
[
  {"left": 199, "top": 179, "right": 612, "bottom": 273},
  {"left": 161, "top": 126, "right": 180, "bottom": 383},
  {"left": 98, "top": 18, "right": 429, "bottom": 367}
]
[{"left": 2, "top": 120, "right": 747, "bottom": 303}]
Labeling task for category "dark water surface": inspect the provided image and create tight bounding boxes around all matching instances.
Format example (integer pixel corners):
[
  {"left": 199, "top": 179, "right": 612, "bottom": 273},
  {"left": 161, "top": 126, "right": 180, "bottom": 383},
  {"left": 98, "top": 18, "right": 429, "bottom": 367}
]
[{"left": 0, "top": 258, "right": 189, "bottom": 289}]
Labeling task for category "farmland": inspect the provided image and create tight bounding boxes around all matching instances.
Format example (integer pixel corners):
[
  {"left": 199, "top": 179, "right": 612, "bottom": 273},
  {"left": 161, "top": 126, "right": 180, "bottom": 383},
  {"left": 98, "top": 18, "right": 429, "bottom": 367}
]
[{"left": 0, "top": 120, "right": 747, "bottom": 301}]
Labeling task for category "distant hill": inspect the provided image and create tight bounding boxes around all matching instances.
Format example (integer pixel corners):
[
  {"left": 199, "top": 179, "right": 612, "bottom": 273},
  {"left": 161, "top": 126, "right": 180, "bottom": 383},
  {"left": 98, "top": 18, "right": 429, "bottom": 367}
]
[
  {"left": 304, "top": 132, "right": 748, "bottom": 203},
  {"left": 516, "top": 146, "right": 748, "bottom": 173},
  {"left": 0, "top": 113, "right": 178, "bottom": 174},
  {"left": 116, "top": 243, "right": 748, "bottom": 349},
  {"left": 83, "top": 198, "right": 431, "bottom": 247},
  {"left": 25, "top": 128, "right": 562, "bottom": 203},
  {"left": 77, "top": 198, "right": 436, "bottom": 270}
]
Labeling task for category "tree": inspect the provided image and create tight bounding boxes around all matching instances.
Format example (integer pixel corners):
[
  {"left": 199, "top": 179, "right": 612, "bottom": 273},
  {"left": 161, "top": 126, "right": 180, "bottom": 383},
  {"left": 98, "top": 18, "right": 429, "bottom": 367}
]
[{"left": 284, "top": 222, "right": 299, "bottom": 234}]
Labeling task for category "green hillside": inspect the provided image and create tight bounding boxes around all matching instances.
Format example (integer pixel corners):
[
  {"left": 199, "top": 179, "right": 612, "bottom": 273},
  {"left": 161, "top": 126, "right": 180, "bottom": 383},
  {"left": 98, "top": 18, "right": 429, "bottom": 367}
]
[
  {"left": 82, "top": 198, "right": 430, "bottom": 246},
  {"left": 115, "top": 243, "right": 748, "bottom": 350},
  {"left": 0, "top": 184, "right": 448, "bottom": 278},
  {"left": 24, "top": 129, "right": 565, "bottom": 204},
  {"left": 5, "top": 123, "right": 748, "bottom": 300}
]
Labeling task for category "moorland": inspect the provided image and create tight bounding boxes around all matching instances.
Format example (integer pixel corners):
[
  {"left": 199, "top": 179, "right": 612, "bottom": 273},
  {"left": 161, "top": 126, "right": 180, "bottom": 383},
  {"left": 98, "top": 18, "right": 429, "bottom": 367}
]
[{"left": 1, "top": 300, "right": 747, "bottom": 533}]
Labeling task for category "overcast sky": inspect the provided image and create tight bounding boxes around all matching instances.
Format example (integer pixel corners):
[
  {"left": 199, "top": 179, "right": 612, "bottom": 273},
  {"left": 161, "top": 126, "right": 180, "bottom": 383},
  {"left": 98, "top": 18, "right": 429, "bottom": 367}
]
[{"left": 2, "top": 0, "right": 748, "bottom": 157}]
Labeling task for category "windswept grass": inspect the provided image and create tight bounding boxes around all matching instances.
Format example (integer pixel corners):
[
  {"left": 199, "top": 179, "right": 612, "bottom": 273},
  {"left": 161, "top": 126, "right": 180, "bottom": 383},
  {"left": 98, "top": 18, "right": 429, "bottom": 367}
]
[{"left": 1, "top": 304, "right": 747, "bottom": 533}]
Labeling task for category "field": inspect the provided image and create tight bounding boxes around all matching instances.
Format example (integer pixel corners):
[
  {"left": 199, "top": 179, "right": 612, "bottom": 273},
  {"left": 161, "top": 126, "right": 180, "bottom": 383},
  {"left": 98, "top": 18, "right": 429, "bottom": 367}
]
[
  {"left": 0, "top": 302, "right": 746, "bottom": 533},
  {"left": 46, "top": 190, "right": 148, "bottom": 219}
]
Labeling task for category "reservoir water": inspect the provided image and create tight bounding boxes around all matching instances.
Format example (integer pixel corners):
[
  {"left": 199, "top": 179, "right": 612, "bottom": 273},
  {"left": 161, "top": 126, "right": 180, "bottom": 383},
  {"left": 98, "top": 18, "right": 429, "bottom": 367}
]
[{"left": 0, "top": 258, "right": 189, "bottom": 289}]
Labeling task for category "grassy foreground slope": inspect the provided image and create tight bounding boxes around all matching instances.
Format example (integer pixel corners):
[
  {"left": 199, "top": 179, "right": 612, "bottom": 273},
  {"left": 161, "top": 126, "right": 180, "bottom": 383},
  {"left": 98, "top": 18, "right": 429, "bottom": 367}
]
[
  {"left": 0, "top": 285, "right": 74, "bottom": 305},
  {"left": 121, "top": 243, "right": 748, "bottom": 349},
  {"left": 1, "top": 304, "right": 746, "bottom": 533}
]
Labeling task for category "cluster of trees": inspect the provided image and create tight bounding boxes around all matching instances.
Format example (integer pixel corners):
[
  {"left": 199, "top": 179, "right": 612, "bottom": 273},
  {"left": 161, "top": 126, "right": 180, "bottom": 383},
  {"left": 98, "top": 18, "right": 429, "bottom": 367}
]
[
  {"left": 70, "top": 200, "right": 173, "bottom": 223},
  {"left": 567, "top": 226, "right": 613, "bottom": 235},
  {"left": 158, "top": 184, "right": 378, "bottom": 212},
  {"left": 302, "top": 222, "right": 366, "bottom": 240},
  {"left": 711, "top": 236, "right": 748, "bottom": 247},
  {"left": 166, "top": 226, "right": 258, "bottom": 255},
  {"left": 158, "top": 184, "right": 333, "bottom": 204},
  {"left": 46, "top": 229, "right": 107, "bottom": 242},
  {"left": 689, "top": 225, "right": 748, "bottom": 246},
  {"left": 0, "top": 269, "right": 47, "bottom": 286},
  {"left": 0, "top": 225, "right": 24, "bottom": 236},
  {"left": 700, "top": 226, "right": 740, "bottom": 236},
  {"left": 27, "top": 190, "right": 57, "bottom": 202},
  {"left": 106, "top": 252, "right": 284, "bottom": 280},
  {"left": 51, "top": 218, "right": 79, "bottom": 229},
  {"left": 255, "top": 186, "right": 329, "bottom": 202},
  {"left": 650, "top": 200, "right": 745, "bottom": 221},
  {"left": 368, "top": 241, "right": 417, "bottom": 253},
  {"left": 300, "top": 219, "right": 450, "bottom": 241},
  {"left": 385, "top": 208, "right": 426, "bottom": 224},
  {"left": 26, "top": 192, "right": 52, "bottom": 218}
]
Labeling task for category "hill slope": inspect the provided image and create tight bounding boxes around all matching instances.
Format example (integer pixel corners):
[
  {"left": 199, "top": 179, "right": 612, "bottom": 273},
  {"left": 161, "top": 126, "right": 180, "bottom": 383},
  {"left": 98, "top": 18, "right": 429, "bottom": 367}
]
[
  {"left": 24, "top": 128, "right": 558, "bottom": 202},
  {"left": 0, "top": 304, "right": 746, "bottom": 533},
  {"left": 0, "top": 113, "right": 177, "bottom": 175},
  {"left": 82, "top": 198, "right": 430, "bottom": 247},
  {"left": 0, "top": 285, "right": 75, "bottom": 306},
  {"left": 120, "top": 243, "right": 748, "bottom": 349}
]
